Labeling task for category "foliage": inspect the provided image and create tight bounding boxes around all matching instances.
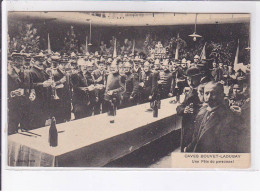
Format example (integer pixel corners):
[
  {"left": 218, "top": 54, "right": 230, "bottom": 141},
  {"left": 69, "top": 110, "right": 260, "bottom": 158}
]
[
  {"left": 8, "top": 23, "right": 40, "bottom": 54},
  {"left": 120, "top": 39, "right": 133, "bottom": 55},
  {"left": 63, "top": 26, "right": 79, "bottom": 54},
  {"left": 207, "top": 40, "right": 236, "bottom": 65}
]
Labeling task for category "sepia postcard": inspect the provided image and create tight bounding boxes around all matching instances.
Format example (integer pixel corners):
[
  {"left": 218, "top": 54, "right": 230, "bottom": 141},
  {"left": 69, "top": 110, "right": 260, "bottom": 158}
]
[{"left": 3, "top": 2, "right": 252, "bottom": 171}]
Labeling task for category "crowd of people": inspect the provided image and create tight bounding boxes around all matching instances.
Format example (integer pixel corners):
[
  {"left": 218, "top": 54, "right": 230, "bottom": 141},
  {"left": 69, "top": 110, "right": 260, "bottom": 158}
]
[{"left": 8, "top": 48, "right": 250, "bottom": 153}]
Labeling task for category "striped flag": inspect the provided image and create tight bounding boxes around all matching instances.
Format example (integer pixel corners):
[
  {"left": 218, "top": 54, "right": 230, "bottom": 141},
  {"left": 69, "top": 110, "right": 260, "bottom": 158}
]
[
  {"left": 47, "top": 33, "right": 51, "bottom": 54},
  {"left": 132, "top": 39, "right": 135, "bottom": 55},
  {"left": 200, "top": 42, "right": 206, "bottom": 60},
  {"left": 113, "top": 38, "right": 117, "bottom": 58},
  {"left": 233, "top": 39, "right": 240, "bottom": 71},
  {"left": 175, "top": 33, "right": 179, "bottom": 60}
]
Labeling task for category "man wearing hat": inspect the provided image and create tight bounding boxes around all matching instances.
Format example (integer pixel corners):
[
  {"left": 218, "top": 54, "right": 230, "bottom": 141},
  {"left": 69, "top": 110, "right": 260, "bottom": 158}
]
[
  {"left": 120, "top": 61, "right": 139, "bottom": 108},
  {"left": 92, "top": 59, "right": 107, "bottom": 114},
  {"left": 71, "top": 59, "right": 97, "bottom": 119},
  {"left": 8, "top": 52, "right": 32, "bottom": 134},
  {"left": 228, "top": 83, "right": 246, "bottom": 114},
  {"left": 133, "top": 56, "right": 143, "bottom": 83},
  {"left": 103, "top": 60, "right": 125, "bottom": 113},
  {"left": 28, "top": 52, "right": 53, "bottom": 129},
  {"left": 211, "top": 62, "right": 223, "bottom": 82},
  {"left": 176, "top": 66, "right": 202, "bottom": 152},
  {"left": 139, "top": 61, "right": 157, "bottom": 104},
  {"left": 158, "top": 60, "right": 173, "bottom": 99},
  {"left": 175, "top": 58, "right": 188, "bottom": 98},
  {"left": 48, "top": 57, "right": 72, "bottom": 123},
  {"left": 191, "top": 55, "right": 200, "bottom": 67}
]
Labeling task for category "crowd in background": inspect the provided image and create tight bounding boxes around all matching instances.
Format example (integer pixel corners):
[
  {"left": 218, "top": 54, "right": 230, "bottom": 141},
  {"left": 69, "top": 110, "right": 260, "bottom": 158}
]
[{"left": 8, "top": 47, "right": 250, "bottom": 153}]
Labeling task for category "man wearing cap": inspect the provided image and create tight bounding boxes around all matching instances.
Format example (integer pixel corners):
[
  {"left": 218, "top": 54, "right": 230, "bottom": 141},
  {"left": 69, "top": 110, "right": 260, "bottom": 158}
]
[
  {"left": 211, "top": 61, "right": 222, "bottom": 82},
  {"left": 221, "top": 63, "right": 230, "bottom": 86},
  {"left": 71, "top": 59, "right": 97, "bottom": 119},
  {"left": 175, "top": 58, "right": 188, "bottom": 98},
  {"left": 91, "top": 59, "right": 107, "bottom": 114},
  {"left": 28, "top": 52, "right": 53, "bottom": 129},
  {"left": 176, "top": 66, "right": 202, "bottom": 152},
  {"left": 191, "top": 55, "right": 200, "bottom": 67},
  {"left": 103, "top": 60, "right": 125, "bottom": 113},
  {"left": 139, "top": 61, "right": 157, "bottom": 104},
  {"left": 133, "top": 56, "right": 143, "bottom": 83},
  {"left": 49, "top": 58, "right": 72, "bottom": 123},
  {"left": 158, "top": 60, "right": 173, "bottom": 99},
  {"left": 8, "top": 52, "right": 31, "bottom": 134},
  {"left": 228, "top": 84, "right": 246, "bottom": 115},
  {"left": 120, "top": 61, "right": 139, "bottom": 108}
]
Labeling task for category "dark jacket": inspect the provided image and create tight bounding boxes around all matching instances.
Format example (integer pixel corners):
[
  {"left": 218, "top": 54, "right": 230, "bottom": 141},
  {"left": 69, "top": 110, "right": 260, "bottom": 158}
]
[
  {"left": 187, "top": 105, "right": 242, "bottom": 153},
  {"left": 104, "top": 72, "right": 125, "bottom": 101},
  {"left": 121, "top": 72, "right": 139, "bottom": 100},
  {"left": 158, "top": 70, "right": 173, "bottom": 98},
  {"left": 140, "top": 71, "right": 157, "bottom": 100},
  {"left": 29, "top": 66, "right": 51, "bottom": 113},
  {"left": 176, "top": 87, "right": 201, "bottom": 151},
  {"left": 71, "top": 71, "right": 96, "bottom": 105}
]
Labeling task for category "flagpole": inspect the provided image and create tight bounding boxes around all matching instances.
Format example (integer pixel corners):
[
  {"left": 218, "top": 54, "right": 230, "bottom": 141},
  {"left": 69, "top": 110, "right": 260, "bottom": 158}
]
[{"left": 85, "top": 35, "right": 88, "bottom": 53}]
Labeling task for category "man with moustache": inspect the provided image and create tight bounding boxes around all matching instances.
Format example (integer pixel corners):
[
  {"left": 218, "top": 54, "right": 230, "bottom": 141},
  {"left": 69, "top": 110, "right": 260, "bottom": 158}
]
[
  {"left": 175, "top": 58, "right": 188, "bottom": 99},
  {"left": 120, "top": 61, "right": 139, "bottom": 108},
  {"left": 158, "top": 60, "right": 173, "bottom": 99},
  {"left": 48, "top": 56, "right": 72, "bottom": 123},
  {"left": 103, "top": 60, "right": 125, "bottom": 113},
  {"left": 29, "top": 52, "right": 53, "bottom": 129},
  {"left": 185, "top": 81, "right": 242, "bottom": 153},
  {"left": 8, "top": 52, "right": 31, "bottom": 134},
  {"left": 176, "top": 67, "right": 202, "bottom": 152},
  {"left": 71, "top": 59, "right": 96, "bottom": 119},
  {"left": 139, "top": 61, "right": 157, "bottom": 104},
  {"left": 92, "top": 59, "right": 107, "bottom": 114}
]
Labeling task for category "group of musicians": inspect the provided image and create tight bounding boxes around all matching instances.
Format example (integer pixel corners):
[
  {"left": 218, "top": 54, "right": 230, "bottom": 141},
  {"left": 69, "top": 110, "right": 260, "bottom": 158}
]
[{"left": 8, "top": 49, "right": 250, "bottom": 153}]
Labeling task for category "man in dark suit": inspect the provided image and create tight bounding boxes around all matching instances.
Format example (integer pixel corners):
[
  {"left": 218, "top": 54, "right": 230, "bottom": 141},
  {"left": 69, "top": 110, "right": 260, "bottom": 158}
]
[
  {"left": 175, "top": 59, "right": 188, "bottom": 98},
  {"left": 71, "top": 59, "right": 96, "bottom": 119},
  {"left": 158, "top": 60, "right": 173, "bottom": 99},
  {"left": 49, "top": 57, "right": 72, "bottom": 123},
  {"left": 176, "top": 67, "right": 202, "bottom": 152},
  {"left": 139, "top": 61, "right": 157, "bottom": 104},
  {"left": 120, "top": 61, "right": 139, "bottom": 108},
  {"left": 8, "top": 52, "right": 31, "bottom": 134},
  {"left": 103, "top": 60, "right": 125, "bottom": 113},
  {"left": 29, "top": 52, "right": 52, "bottom": 129},
  {"left": 92, "top": 59, "right": 107, "bottom": 114},
  {"left": 185, "top": 81, "right": 242, "bottom": 153}
]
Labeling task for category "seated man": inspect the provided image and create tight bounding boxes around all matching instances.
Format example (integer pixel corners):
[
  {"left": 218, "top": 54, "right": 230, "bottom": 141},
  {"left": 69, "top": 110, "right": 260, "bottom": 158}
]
[{"left": 185, "top": 81, "right": 243, "bottom": 153}]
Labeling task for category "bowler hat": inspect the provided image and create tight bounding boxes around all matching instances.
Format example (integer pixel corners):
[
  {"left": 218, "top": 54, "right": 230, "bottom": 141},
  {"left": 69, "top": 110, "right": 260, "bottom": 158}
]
[{"left": 186, "top": 67, "right": 201, "bottom": 77}]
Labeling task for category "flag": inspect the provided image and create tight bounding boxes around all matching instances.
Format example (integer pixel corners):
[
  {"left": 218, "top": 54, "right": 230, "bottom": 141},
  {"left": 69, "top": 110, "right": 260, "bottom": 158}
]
[
  {"left": 175, "top": 33, "right": 179, "bottom": 60},
  {"left": 47, "top": 33, "right": 51, "bottom": 54},
  {"left": 200, "top": 42, "right": 206, "bottom": 60},
  {"left": 85, "top": 35, "right": 88, "bottom": 53},
  {"left": 233, "top": 39, "right": 240, "bottom": 72},
  {"left": 113, "top": 38, "right": 117, "bottom": 58},
  {"left": 132, "top": 39, "right": 135, "bottom": 55}
]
